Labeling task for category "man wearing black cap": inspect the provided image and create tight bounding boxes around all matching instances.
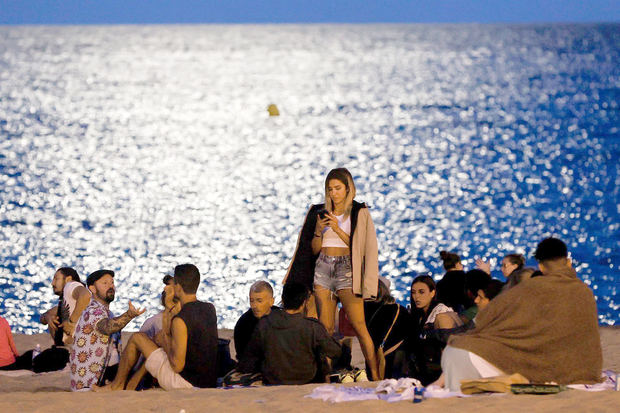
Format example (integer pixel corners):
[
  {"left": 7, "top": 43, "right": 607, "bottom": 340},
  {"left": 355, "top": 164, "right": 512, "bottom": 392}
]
[{"left": 69, "top": 269, "right": 145, "bottom": 391}]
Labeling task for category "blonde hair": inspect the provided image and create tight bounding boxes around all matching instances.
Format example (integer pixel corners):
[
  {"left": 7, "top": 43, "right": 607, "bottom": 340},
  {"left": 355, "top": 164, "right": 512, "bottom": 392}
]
[{"left": 324, "top": 168, "right": 356, "bottom": 217}]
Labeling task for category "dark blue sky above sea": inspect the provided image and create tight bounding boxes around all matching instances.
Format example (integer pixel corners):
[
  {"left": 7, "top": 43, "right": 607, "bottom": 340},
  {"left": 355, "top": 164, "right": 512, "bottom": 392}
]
[{"left": 0, "top": 1, "right": 619, "bottom": 25}]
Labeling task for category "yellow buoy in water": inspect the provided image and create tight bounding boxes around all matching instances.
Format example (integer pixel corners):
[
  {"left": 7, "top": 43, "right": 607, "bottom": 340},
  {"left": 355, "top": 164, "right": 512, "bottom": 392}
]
[{"left": 267, "top": 104, "right": 280, "bottom": 116}]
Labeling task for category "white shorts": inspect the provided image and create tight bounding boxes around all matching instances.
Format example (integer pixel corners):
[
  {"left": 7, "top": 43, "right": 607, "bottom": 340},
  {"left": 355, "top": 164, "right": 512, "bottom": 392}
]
[{"left": 145, "top": 348, "right": 193, "bottom": 390}]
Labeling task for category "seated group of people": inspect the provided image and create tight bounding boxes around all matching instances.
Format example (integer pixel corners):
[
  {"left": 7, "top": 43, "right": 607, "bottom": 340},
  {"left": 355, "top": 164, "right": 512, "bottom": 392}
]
[
  {"left": 233, "top": 235, "right": 603, "bottom": 390},
  {"left": 403, "top": 237, "right": 602, "bottom": 391},
  {"left": 0, "top": 236, "right": 603, "bottom": 393}
]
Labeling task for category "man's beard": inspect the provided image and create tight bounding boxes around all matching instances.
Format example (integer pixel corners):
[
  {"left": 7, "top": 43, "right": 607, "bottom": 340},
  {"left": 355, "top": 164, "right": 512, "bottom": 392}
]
[{"left": 102, "top": 288, "right": 115, "bottom": 303}]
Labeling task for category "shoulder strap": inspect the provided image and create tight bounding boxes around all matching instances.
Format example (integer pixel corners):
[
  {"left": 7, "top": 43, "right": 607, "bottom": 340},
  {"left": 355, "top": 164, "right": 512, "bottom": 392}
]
[
  {"left": 379, "top": 305, "right": 400, "bottom": 349},
  {"left": 367, "top": 303, "right": 384, "bottom": 326}
]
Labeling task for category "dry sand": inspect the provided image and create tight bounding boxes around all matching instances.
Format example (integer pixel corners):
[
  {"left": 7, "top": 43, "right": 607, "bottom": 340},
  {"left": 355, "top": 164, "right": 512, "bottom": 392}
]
[{"left": 1, "top": 327, "right": 618, "bottom": 413}]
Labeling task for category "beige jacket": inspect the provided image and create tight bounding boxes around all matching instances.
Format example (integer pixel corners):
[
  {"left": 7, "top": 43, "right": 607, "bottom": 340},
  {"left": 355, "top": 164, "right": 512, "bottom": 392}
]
[{"left": 284, "top": 201, "right": 379, "bottom": 299}]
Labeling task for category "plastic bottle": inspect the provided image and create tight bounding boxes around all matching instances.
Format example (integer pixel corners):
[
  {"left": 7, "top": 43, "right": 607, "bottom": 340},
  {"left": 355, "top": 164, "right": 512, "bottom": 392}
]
[
  {"left": 32, "top": 343, "right": 41, "bottom": 360},
  {"left": 413, "top": 387, "right": 424, "bottom": 403}
]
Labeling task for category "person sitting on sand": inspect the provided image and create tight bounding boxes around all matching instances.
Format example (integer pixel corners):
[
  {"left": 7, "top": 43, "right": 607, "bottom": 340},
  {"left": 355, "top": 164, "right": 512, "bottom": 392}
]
[
  {"left": 460, "top": 269, "right": 492, "bottom": 323},
  {"left": 475, "top": 253, "right": 526, "bottom": 284},
  {"left": 363, "top": 276, "right": 410, "bottom": 379},
  {"left": 502, "top": 267, "right": 536, "bottom": 290},
  {"left": 435, "top": 251, "right": 468, "bottom": 315},
  {"left": 473, "top": 279, "right": 504, "bottom": 313},
  {"left": 70, "top": 270, "right": 145, "bottom": 391},
  {"left": 0, "top": 314, "right": 28, "bottom": 370},
  {"left": 96, "top": 264, "right": 219, "bottom": 390},
  {"left": 139, "top": 275, "right": 178, "bottom": 340},
  {"left": 236, "top": 282, "right": 342, "bottom": 385},
  {"left": 233, "top": 280, "right": 278, "bottom": 361},
  {"left": 440, "top": 237, "right": 603, "bottom": 392},
  {"left": 405, "top": 275, "right": 463, "bottom": 385},
  {"left": 124, "top": 274, "right": 180, "bottom": 390},
  {"left": 39, "top": 267, "right": 90, "bottom": 346}
]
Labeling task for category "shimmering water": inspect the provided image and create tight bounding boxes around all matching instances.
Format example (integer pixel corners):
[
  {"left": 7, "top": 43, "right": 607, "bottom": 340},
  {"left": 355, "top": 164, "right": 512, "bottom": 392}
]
[{"left": 0, "top": 24, "right": 618, "bottom": 332}]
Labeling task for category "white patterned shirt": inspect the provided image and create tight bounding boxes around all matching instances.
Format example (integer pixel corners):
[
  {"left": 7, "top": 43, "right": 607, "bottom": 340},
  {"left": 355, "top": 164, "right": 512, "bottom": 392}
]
[{"left": 69, "top": 299, "right": 121, "bottom": 391}]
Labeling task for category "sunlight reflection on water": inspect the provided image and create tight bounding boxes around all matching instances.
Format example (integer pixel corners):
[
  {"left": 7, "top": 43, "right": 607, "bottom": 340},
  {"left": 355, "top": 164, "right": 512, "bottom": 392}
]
[{"left": 0, "top": 24, "right": 618, "bottom": 332}]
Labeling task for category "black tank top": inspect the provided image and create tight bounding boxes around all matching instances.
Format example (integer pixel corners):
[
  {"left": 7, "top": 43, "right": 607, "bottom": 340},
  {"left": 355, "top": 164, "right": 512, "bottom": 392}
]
[{"left": 175, "top": 300, "right": 218, "bottom": 388}]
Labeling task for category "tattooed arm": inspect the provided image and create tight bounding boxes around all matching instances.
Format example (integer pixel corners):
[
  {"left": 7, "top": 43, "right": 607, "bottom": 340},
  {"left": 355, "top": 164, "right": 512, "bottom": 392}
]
[{"left": 96, "top": 301, "right": 145, "bottom": 335}]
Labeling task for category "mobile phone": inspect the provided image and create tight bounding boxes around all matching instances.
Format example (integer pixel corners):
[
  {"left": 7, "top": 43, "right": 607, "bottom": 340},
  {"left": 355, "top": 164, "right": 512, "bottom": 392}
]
[{"left": 318, "top": 209, "right": 329, "bottom": 219}]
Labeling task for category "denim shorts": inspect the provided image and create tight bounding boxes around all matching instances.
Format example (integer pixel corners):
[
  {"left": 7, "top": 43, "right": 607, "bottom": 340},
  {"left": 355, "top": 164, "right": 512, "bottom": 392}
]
[{"left": 314, "top": 253, "right": 353, "bottom": 292}]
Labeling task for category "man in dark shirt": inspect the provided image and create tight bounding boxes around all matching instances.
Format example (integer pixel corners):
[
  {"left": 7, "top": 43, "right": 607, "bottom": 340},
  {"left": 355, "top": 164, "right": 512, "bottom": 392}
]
[
  {"left": 237, "top": 282, "right": 342, "bottom": 385},
  {"left": 233, "top": 280, "right": 277, "bottom": 360},
  {"left": 95, "top": 264, "right": 218, "bottom": 390}
]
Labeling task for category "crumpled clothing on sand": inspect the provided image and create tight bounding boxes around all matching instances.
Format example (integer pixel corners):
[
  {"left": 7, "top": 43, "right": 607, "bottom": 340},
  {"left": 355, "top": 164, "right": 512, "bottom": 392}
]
[
  {"left": 306, "top": 378, "right": 464, "bottom": 403},
  {"left": 567, "top": 370, "right": 617, "bottom": 392},
  {"left": 306, "top": 371, "right": 619, "bottom": 403}
]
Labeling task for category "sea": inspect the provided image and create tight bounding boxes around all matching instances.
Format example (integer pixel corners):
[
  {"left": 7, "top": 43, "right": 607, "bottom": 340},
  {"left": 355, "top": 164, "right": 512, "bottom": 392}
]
[{"left": 0, "top": 24, "right": 618, "bottom": 333}]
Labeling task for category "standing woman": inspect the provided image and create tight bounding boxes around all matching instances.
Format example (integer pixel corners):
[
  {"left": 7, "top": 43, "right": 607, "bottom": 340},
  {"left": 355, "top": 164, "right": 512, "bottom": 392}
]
[{"left": 284, "top": 168, "right": 380, "bottom": 380}]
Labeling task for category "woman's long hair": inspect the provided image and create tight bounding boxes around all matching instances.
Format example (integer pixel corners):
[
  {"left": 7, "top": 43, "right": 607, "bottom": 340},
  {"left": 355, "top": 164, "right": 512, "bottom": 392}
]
[
  {"left": 410, "top": 274, "right": 439, "bottom": 327},
  {"left": 324, "top": 168, "right": 356, "bottom": 217},
  {"left": 504, "top": 253, "right": 526, "bottom": 273},
  {"left": 439, "top": 250, "right": 461, "bottom": 271}
]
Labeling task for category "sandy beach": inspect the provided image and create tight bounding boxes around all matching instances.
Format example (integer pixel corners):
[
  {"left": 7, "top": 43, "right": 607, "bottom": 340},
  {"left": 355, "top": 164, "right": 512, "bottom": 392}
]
[{"left": 0, "top": 327, "right": 618, "bottom": 413}]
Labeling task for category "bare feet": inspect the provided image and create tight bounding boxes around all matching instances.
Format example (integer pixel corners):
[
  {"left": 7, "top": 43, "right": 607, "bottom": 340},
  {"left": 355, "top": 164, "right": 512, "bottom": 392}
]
[{"left": 91, "top": 382, "right": 123, "bottom": 392}]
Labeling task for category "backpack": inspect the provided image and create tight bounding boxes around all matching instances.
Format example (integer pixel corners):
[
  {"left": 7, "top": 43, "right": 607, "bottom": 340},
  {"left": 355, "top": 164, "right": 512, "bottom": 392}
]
[{"left": 32, "top": 346, "right": 70, "bottom": 373}]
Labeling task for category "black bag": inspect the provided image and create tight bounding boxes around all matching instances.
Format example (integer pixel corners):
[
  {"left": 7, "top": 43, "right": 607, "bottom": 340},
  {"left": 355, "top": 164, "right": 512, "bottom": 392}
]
[
  {"left": 217, "top": 338, "right": 236, "bottom": 378},
  {"left": 32, "top": 346, "right": 70, "bottom": 373}
]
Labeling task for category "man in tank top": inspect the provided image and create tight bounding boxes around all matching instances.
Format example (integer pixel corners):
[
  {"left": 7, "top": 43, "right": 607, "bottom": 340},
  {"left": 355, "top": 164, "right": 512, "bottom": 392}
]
[
  {"left": 39, "top": 267, "right": 90, "bottom": 346},
  {"left": 95, "top": 263, "right": 219, "bottom": 390}
]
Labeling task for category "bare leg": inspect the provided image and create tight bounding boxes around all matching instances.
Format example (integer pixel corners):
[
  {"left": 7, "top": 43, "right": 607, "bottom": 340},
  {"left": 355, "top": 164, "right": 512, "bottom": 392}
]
[
  {"left": 125, "top": 363, "right": 148, "bottom": 391},
  {"left": 94, "top": 332, "right": 158, "bottom": 391},
  {"left": 338, "top": 289, "right": 379, "bottom": 381},
  {"left": 304, "top": 294, "right": 318, "bottom": 319},
  {"left": 430, "top": 373, "right": 445, "bottom": 388},
  {"left": 314, "top": 285, "right": 338, "bottom": 335}
]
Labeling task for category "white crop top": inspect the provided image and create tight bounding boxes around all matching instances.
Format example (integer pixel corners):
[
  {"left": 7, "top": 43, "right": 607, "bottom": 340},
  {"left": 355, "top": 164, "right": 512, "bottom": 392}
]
[{"left": 321, "top": 214, "right": 351, "bottom": 248}]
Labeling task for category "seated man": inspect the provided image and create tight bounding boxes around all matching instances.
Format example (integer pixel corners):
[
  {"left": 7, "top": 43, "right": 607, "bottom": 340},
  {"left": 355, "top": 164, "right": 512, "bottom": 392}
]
[
  {"left": 139, "top": 275, "right": 177, "bottom": 340},
  {"left": 98, "top": 264, "right": 219, "bottom": 390},
  {"left": 40, "top": 267, "right": 90, "bottom": 346},
  {"left": 441, "top": 237, "right": 602, "bottom": 392},
  {"left": 124, "top": 275, "right": 179, "bottom": 390},
  {"left": 70, "top": 270, "right": 145, "bottom": 391},
  {"left": 237, "top": 282, "right": 342, "bottom": 385},
  {"left": 233, "top": 280, "right": 277, "bottom": 360}
]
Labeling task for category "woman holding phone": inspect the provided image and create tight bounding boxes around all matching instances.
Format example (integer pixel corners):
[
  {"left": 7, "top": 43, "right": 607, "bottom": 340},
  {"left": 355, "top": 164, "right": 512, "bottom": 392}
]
[{"left": 284, "top": 167, "right": 380, "bottom": 380}]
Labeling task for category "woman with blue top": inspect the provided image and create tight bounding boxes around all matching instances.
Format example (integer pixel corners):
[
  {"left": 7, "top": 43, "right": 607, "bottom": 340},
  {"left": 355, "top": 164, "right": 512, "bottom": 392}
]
[{"left": 284, "top": 167, "right": 380, "bottom": 380}]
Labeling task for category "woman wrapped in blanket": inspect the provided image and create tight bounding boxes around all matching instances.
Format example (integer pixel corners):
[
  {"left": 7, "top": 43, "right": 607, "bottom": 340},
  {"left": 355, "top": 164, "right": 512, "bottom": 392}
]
[{"left": 284, "top": 168, "right": 380, "bottom": 380}]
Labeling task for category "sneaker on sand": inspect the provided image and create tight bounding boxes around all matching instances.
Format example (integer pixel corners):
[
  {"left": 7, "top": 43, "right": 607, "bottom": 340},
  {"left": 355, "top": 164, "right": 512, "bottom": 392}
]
[
  {"left": 353, "top": 368, "right": 368, "bottom": 382},
  {"left": 339, "top": 370, "right": 355, "bottom": 383}
]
